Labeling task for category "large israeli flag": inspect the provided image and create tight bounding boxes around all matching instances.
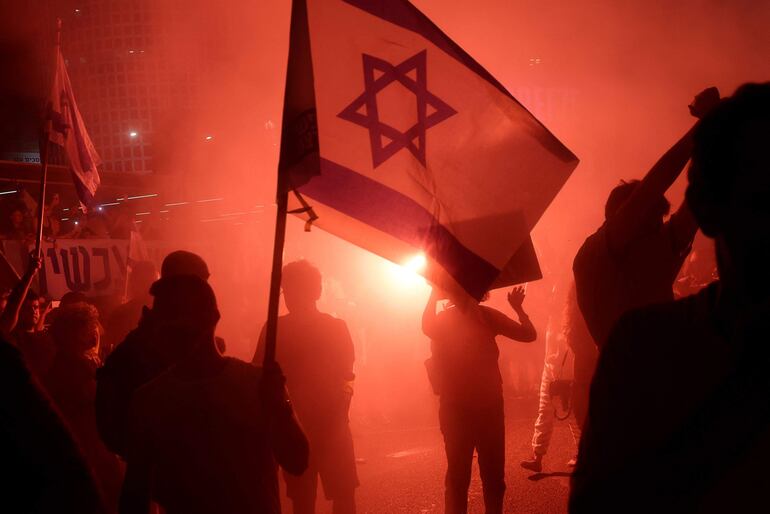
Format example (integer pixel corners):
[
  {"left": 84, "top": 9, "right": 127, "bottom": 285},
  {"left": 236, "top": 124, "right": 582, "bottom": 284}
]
[{"left": 279, "top": 0, "right": 578, "bottom": 300}]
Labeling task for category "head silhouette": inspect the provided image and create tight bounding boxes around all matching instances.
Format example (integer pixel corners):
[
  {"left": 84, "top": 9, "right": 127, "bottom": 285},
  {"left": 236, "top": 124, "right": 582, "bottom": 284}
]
[
  {"left": 282, "top": 260, "right": 322, "bottom": 314},
  {"left": 686, "top": 82, "right": 770, "bottom": 302},
  {"left": 605, "top": 180, "right": 670, "bottom": 228},
  {"left": 50, "top": 303, "right": 101, "bottom": 357},
  {"left": 160, "top": 250, "right": 210, "bottom": 280},
  {"left": 149, "top": 275, "right": 220, "bottom": 362}
]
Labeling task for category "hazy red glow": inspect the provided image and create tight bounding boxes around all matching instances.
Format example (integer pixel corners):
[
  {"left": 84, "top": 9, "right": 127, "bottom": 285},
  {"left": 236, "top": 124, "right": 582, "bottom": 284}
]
[
  {"left": 1, "top": 3, "right": 769, "bottom": 504},
  {"left": 23, "top": 0, "right": 766, "bottom": 409},
  {"left": 0, "top": 0, "right": 763, "bottom": 380}
]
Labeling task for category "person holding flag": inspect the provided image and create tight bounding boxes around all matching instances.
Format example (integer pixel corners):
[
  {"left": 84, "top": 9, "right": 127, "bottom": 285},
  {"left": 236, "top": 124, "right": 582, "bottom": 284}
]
[
  {"left": 261, "top": 0, "right": 578, "bottom": 367},
  {"left": 253, "top": 260, "right": 358, "bottom": 514},
  {"left": 258, "top": 2, "right": 578, "bottom": 510}
]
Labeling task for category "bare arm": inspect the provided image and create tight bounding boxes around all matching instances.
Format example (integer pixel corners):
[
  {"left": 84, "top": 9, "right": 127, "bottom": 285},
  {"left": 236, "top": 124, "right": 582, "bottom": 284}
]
[
  {"left": 421, "top": 288, "right": 442, "bottom": 340},
  {"left": 606, "top": 88, "right": 719, "bottom": 255},
  {"left": 667, "top": 201, "right": 698, "bottom": 256},
  {"left": 0, "top": 255, "right": 41, "bottom": 337},
  {"left": 483, "top": 286, "right": 537, "bottom": 342}
]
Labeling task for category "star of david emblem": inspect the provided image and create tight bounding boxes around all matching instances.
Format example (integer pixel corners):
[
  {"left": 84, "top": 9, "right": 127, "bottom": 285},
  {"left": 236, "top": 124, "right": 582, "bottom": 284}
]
[{"left": 338, "top": 50, "right": 457, "bottom": 168}]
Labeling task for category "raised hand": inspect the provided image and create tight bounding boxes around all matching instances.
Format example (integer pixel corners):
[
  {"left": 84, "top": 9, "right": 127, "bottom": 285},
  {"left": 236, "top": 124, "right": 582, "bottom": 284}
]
[
  {"left": 689, "top": 87, "right": 720, "bottom": 119},
  {"left": 24, "top": 253, "right": 42, "bottom": 279},
  {"left": 507, "top": 286, "right": 526, "bottom": 311}
]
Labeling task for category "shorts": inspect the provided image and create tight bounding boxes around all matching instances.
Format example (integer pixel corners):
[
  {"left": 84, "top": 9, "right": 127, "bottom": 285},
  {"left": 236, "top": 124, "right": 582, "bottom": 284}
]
[{"left": 284, "top": 423, "right": 359, "bottom": 500}]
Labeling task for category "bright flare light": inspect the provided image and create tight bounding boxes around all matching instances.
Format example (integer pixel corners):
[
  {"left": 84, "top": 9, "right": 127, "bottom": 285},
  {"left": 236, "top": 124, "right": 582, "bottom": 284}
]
[
  {"left": 389, "top": 253, "right": 427, "bottom": 287},
  {"left": 405, "top": 253, "right": 427, "bottom": 274}
]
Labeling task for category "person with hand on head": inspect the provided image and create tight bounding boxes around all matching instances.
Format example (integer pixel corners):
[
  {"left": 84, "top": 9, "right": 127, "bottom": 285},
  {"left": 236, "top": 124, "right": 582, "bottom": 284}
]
[
  {"left": 423, "top": 285, "right": 536, "bottom": 514},
  {"left": 573, "top": 87, "right": 721, "bottom": 352},
  {"left": 571, "top": 83, "right": 770, "bottom": 513}
]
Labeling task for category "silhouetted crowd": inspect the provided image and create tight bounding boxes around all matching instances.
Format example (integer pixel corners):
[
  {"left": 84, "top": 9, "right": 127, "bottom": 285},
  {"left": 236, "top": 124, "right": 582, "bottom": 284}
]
[
  {"left": 1, "top": 82, "right": 768, "bottom": 514},
  {"left": 0, "top": 192, "right": 163, "bottom": 242}
]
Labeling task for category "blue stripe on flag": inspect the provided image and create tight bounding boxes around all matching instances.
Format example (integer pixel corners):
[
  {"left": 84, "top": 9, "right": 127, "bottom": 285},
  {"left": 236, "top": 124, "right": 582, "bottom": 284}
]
[{"left": 299, "top": 158, "right": 499, "bottom": 299}]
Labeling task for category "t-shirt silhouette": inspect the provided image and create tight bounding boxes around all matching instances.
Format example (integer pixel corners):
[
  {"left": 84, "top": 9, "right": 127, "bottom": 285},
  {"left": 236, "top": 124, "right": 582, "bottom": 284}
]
[
  {"left": 430, "top": 305, "right": 519, "bottom": 405},
  {"left": 127, "top": 358, "right": 280, "bottom": 514},
  {"left": 573, "top": 216, "right": 692, "bottom": 349},
  {"left": 255, "top": 311, "right": 354, "bottom": 433}
]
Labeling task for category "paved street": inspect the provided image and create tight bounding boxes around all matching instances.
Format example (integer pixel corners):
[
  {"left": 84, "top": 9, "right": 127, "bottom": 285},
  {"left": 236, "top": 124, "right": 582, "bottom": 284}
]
[{"left": 289, "top": 398, "right": 576, "bottom": 514}]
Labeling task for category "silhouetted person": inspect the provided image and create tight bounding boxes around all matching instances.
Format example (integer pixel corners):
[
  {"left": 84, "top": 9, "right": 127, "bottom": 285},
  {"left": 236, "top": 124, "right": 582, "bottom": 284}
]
[
  {"left": 0, "top": 337, "right": 105, "bottom": 513},
  {"left": 253, "top": 260, "right": 358, "bottom": 514},
  {"left": 95, "top": 250, "right": 211, "bottom": 458},
  {"left": 120, "top": 275, "right": 308, "bottom": 514},
  {"left": 570, "top": 83, "right": 770, "bottom": 513},
  {"left": 0, "top": 255, "right": 55, "bottom": 379},
  {"left": 423, "top": 286, "right": 536, "bottom": 514},
  {"left": 43, "top": 303, "right": 123, "bottom": 512},
  {"left": 521, "top": 284, "right": 595, "bottom": 472},
  {"left": 104, "top": 260, "right": 157, "bottom": 355},
  {"left": 563, "top": 284, "right": 597, "bottom": 434},
  {"left": 573, "top": 88, "right": 721, "bottom": 350},
  {"left": 160, "top": 250, "right": 210, "bottom": 280}
]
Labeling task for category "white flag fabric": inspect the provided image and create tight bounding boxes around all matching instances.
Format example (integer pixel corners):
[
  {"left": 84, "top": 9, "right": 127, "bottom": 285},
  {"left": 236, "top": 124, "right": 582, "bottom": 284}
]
[
  {"left": 46, "top": 47, "right": 101, "bottom": 207},
  {"left": 280, "top": 0, "right": 578, "bottom": 300}
]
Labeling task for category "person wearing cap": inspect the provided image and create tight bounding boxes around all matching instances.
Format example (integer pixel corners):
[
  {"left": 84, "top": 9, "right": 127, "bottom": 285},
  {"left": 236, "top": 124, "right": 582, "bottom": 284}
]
[
  {"left": 120, "top": 275, "right": 308, "bottom": 514},
  {"left": 95, "top": 250, "right": 212, "bottom": 458}
]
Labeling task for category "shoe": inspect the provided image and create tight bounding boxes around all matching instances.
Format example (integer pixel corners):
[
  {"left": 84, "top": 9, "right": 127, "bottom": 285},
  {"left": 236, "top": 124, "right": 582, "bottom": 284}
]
[{"left": 520, "top": 456, "right": 543, "bottom": 473}]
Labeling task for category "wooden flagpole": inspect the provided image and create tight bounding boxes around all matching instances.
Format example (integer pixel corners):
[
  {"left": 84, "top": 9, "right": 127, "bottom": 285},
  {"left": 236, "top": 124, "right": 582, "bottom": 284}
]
[
  {"left": 262, "top": 0, "right": 314, "bottom": 366},
  {"left": 34, "top": 19, "right": 62, "bottom": 259},
  {"left": 262, "top": 183, "right": 289, "bottom": 366}
]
